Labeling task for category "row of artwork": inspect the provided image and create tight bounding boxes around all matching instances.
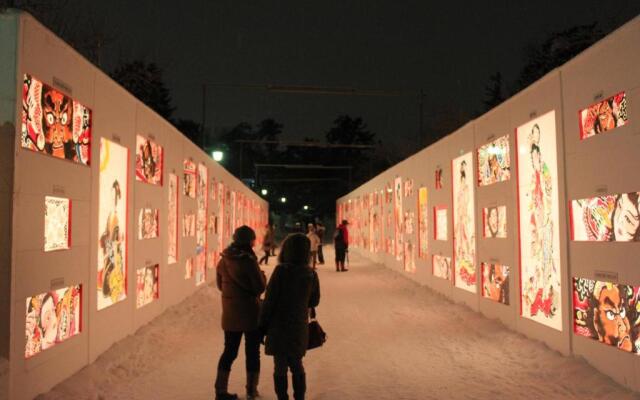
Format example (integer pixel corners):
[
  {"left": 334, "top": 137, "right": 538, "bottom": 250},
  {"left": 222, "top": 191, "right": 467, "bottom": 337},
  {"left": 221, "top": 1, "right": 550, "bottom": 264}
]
[
  {"left": 339, "top": 104, "right": 638, "bottom": 344},
  {"left": 24, "top": 74, "right": 268, "bottom": 359}
]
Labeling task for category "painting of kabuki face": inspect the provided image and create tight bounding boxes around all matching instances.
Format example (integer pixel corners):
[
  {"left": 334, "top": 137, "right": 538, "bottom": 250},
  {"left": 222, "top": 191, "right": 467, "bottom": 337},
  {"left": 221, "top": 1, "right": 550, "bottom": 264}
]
[
  {"left": 516, "top": 110, "right": 562, "bottom": 331},
  {"left": 435, "top": 167, "right": 443, "bottom": 190},
  {"left": 135, "top": 135, "right": 163, "bottom": 185},
  {"left": 97, "top": 138, "right": 128, "bottom": 310},
  {"left": 183, "top": 212, "right": 196, "bottom": 237},
  {"left": 573, "top": 277, "right": 640, "bottom": 354},
  {"left": 483, "top": 206, "right": 507, "bottom": 238},
  {"left": 434, "top": 206, "right": 447, "bottom": 241},
  {"left": 477, "top": 135, "right": 510, "bottom": 186},
  {"left": 452, "top": 152, "right": 476, "bottom": 293},
  {"left": 571, "top": 192, "right": 640, "bottom": 242},
  {"left": 25, "top": 285, "right": 81, "bottom": 358},
  {"left": 183, "top": 159, "right": 196, "bottom": 198},
  {"left": 481, "top": 263, "right": 509, "bottom": 305},
  {"left": 138, "top": 208, "right": 159, "bottom": 240},
  {"left": 168, "top": 174, "right": 178, "bottom": 264},
  {"left": 432, "top": 254, "right": 452, "bottom": 281},
  {"left": 44, "top": 196, "right": 71, "bottom": 252},
  {"left": 579, "top": 92, "right": 628, "bottom": 140},
  {"left": 136, "top": 265, "right": 159, "bottom": 309},
  {"left": 21, "top": 74, "right": 91, "bottom": 165}
]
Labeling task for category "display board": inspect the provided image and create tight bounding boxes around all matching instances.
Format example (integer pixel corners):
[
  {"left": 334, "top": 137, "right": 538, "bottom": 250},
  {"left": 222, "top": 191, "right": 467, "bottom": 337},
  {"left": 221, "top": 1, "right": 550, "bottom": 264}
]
[
  {"left": 477, "top": 135, "right": 511, "bottom": 186},
  {"left": 483, "top": 206, "right": 507, "bottom": 238},
  {"left": 481, "top": 262, "right": 509, "bottom": 305},
  {"left": 136, "top": 265, "right": 159, "bottom": 308},
  {"left": 21, "top": 74, "right": 91, "bottom": 165},
  {"left": 183, "top": 159, "right": 196, "bottom": 198},
  {"left": 579, "top": 92, "right": 628, "bottom": 140},
  {"left": 137, "top": 208, "right": 159, "bottom": 240},
  {"left": 44, "top": 196, "right": 71, "bottom": 252},
  {"left": 433, "top": 254, "right": 452, "bottom": 281},
  {"left": 418, "top": 187, "right": 428, "bottom": 258},
  {"left": 97, "top": 138, "right": 128, "bottom": 310},
  {"left": 394, "top": 177, "right": 403, "bottom": 260},
  {"left": 195, "top": 163, "right": 208, "bottom": 285},
  {"left": 25, "top": 285, "right": 81, "bottom": 358},
  {"left": 434, "top": 206, "right": 447, "bottom": 241},
  {"left": 167, "top": 173, "right": 178, "bottom": 263},
  {"left": 570, "top": 192, "right": 640, "bottom": 242},
  {"left": 452, "top": 152, "right": 476, "bottom": 293},
  {"left": 135, "top": 135, "right": 163, "bottom": 185},
  {"left": 516, "top": 110, "right": 562, "bottom": 330}
]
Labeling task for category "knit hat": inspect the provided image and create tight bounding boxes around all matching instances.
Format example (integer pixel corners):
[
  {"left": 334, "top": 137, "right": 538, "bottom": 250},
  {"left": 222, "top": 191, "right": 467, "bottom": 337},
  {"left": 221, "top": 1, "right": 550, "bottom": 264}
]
[{"left": 233, "top": 225, "right": 256, "bottom": 245}]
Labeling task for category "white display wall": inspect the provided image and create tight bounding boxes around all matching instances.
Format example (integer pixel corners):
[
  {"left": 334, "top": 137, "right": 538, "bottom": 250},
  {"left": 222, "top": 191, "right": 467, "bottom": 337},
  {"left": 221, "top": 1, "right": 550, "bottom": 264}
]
[
  {"left": 0, "top": 12, "right": 268, "bottom": 400},
  {"left": 338, "top": 16, "right": 640, "bottom": 392}
]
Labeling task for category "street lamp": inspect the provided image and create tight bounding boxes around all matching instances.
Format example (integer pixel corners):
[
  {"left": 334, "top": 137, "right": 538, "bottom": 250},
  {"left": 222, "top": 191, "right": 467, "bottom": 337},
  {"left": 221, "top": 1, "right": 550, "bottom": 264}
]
[
  {"left": 261, "top": 189, "right": 268, "bottom": 196},
  {"left": 280, "top": 197, "right": 287, "bottom": 203},
  {"left": 212, "top": 150, "right": 224, "bottom": 162},
  {"left": 303, "top": 205, "right": 309, "bottom": 210}
]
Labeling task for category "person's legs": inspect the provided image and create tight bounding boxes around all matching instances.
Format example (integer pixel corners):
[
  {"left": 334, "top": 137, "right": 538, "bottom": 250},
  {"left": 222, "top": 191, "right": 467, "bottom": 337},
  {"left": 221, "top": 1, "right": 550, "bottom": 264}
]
[
  {"left": 289, "top": 356, "right": 306, "bottom": 400},
  {"left": 317, "top": 245, "right": 324, "bottom": 264},
  {"left": 216, "top": 331, "right": 242, "bottom": 399},
  {"left": 310, "top": 251, "right": 317, "bottom": 269},
  {"left": 259, "top": 250, "right": 269, "bottom": 265},
  {"left": 273, "top": 354, "right": 289, "bottom": 400},
  {"left": 245, "top": 330, "right": 262, "bottom": 398}
]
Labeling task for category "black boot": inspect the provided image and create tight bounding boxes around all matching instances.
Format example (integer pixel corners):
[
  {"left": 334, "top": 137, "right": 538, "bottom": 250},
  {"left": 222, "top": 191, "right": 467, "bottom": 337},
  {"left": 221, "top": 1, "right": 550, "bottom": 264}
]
[
  {"left": 273, "top": 374, "right": 289, "bottom": 400},
  {"left": 246, "top": 371, "right": 260, "bottom": 399},
  {"left": 215, "top": 369, "right": 239, "bottom": 400},
  {"left": 292, "top": 373, "right": 306, "bottom": 400}
]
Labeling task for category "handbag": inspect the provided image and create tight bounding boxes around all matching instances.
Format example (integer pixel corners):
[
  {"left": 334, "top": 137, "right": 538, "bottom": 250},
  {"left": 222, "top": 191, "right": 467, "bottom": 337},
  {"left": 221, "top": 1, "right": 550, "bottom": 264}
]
[{"left": 307, "top": 307, "right": 326, "bottom": 350}]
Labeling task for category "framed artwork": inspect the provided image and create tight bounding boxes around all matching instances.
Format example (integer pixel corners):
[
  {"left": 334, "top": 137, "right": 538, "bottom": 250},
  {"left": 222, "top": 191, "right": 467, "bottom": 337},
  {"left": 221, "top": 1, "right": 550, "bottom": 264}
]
[
  {"left": 452, "top": 152, "right": 476, "bottom": 293},
  {"left": 183, "top": 212, "right": 195, "bottom": 237},
  {"left": 44, "top": 196, "right": 71, "bottom": 252},
  {"left": 418, "top": 187, "right": 429, "bottom": 258},
  {"left": 573, "top": 277, "right": 639, "bottom": 354},
  {"left": 434, "top": 206, "right": 448, "bottom": 241},
  {"left": 185, "top": 257, "right": 194, "bottom": 279},
  {"left": 394, "top": 177, "right": 403, "bottom": 260},
  {"left": 21, "top": 74, "right": 91, "bottom": 165},
  {"left": 196, "top": 163, "right": 208, "bottom": 259},
  {"left": 25, "top": 285, "right": 81, "bottom": 358},
  {"left": 167, "top": 173, "right": 178, "bottom": 264},
  {"left": 135, "top": 135, "right": 163, "bottom": 185},
  {"left": 432, "top": 254, "right": 452, "bottom": 281},
  {"left": 516, "top": 110, "right": 562, "bottom": 330},
  {"left": 579, "top": 92, "right": 628, "bottom": 140},
  {"left": 571, "top": 192, "right": 640, "bottom": 242},
  {"left": 97, "top": 138, "right": 128, "bottom": 310},
  {"left": 138, "top": 208, "right": 159, "bottom": 240},
  {"left": 481, "top": 263, "right": 510, "bottom": 305},
  {"left": 136, "top": 265, "right": 159, "bottom": 308},
  {"left": 435, "top": 167, "right": 443, "bottom": 190},
  {"left": 483, "top": 205, "right": 507, "bottom": 238},
  {"left": 183, "top": 159, "right": 196, "bottom": 198},
  {"left": 477, "top": 135, "right": 510, "bottom": 186}
]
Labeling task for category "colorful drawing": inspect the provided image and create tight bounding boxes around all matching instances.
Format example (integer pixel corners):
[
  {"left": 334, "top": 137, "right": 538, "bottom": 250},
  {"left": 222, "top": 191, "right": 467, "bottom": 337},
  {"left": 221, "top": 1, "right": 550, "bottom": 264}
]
[
  {"left": 573, "top": 277, "right": 640, "bottom": 354},
  {"left": 579, "top": 92, "right": 628, "bottom": 139},
  {"left": 185, "top": 257, "right": 194, "bottom": 279},
  {"left": 516, "top": 110, "right": 562, "bottom": 330},
  {"left": 168, "top": 173, "right": 178, "bottom": 264},
  {"left": 138, "top": 208, "right": 159, "bottom": 239},
  {"left": 481, "top": 263, "right": 509, "bottom": 305},
  {"left": 434, "top": 206, "right": 447, "bottom": 241},
  {"left": 477, "top": 135, "right": 510, "bottom": 186},
  {"left": 418, "top": 187, "right": 428, "bottom": 258},
  {"left": 435, "top": 167, "right": 443, "bottom": 190},
  {"left": 97, "top": 138, "right": 128, "bottom": 310},
  {"left": 183, "top": 159, "right": 196, "bottom": 198},
  {"left": 433, "top": 254, "right": 452, "bottom": 281},
  {"left": 483, "top": 205, "right": 507, "bottom": 238},
  {"left": 571, "top": 192, "right": 640, "bottom": 242},
  {"left": 394, "top": 177, "right": 403, "bottom": 260},
  {"left": 21, "top": 74, "right": 91, "bottom": 165},
  {"left": 136, "top": 265, "right": 159, "bottom": 308},
  {"left": 452, "top": 152, "right": 476, "bottom": 293},
  {"left": 44, "top": 196, "right": 71, "bottom": 252},
  {"left": 196, "top": 163, "right": 208, "bottom": 267},
  {"left": 183, "top": 212, "right": 195, "bottom": 237},
  {"left": 135, "top": 135, "right": 163, "bottom": 185},
  {"left": 25, "top": 285, "right": 81, "bottom": 358}
]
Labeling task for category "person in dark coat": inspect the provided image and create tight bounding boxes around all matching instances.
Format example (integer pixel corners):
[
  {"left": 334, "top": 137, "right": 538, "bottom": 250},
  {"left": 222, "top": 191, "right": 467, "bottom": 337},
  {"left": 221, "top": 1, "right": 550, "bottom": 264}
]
[
  {"left": 259, "top": 224, "right": 273, "bottom": 265},
  {"left": 334, "top": 220, "right": 349, "bottom": 272},
  {"left": 259, "top": 233, "right": 321, "bottom": 400},
  {"left": 315, "top": 221, "right": 325, "bottom": 265},
  {"left": 215, "top": 226, "right": 267, "bottom": 400}
]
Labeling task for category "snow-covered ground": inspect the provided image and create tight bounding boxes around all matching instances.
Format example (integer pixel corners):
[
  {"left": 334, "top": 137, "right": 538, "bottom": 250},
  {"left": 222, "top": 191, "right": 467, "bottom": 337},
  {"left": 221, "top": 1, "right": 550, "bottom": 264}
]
[
  {"left": 0, "top": 356, "right": 8, "bottom": 398},
  {"left": 37, "top": 248, "right": 636, "bottom": 400}
]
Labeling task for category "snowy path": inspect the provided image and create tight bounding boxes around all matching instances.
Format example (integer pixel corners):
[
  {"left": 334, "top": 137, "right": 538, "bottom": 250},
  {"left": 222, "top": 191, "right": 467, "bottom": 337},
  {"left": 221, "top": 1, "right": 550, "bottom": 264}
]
[{"left": 38, "top": 248, "right": 637, "bottom": 400}]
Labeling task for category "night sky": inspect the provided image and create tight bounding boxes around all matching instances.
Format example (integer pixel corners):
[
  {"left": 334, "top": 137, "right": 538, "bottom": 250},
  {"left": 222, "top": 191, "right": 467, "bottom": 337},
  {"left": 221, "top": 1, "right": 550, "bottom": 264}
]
[{"left": 48, "top": 1, "right": 640, "bottom": 158}]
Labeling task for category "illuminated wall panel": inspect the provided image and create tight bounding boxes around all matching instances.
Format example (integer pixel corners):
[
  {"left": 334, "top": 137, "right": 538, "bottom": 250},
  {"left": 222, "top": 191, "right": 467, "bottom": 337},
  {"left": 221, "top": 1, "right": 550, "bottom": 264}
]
[
  {"left": 452, "top": 152, "right": 476, "bottom": 293},
  {"left": 136, "top": 265, "right": 159, "bottom": 309},
  {"left": 482, "top": 205, "right": 507, "bottom": 238},
  {"left": 571, "top": 192, "right": 640, "bottom": 242},
  {"left": 167, "top": 173, "right": 178, "bottom": 263},
  {"left": 135, "top": 135, "right": 163, "bottom": 185},
  {"left": 579, "top": 92, "right": 628, "bottom": 140},
  {"left": 481, "top": 263, "right": 509, "bottom": 305},
  {"left": 433, "top": 254, "right": 452, "bottom": 281},
  {"left": 44, "top": 196, "right": 71, "bottom": 252},
  {"left": 137, "top": 208, "right": 159, "bottom": 240},
  {"left": 477, "top": 135, "right": 510, "bottom": 186},
  {"left": 418, "top": 187, "right": 428, "bottom": 258}
]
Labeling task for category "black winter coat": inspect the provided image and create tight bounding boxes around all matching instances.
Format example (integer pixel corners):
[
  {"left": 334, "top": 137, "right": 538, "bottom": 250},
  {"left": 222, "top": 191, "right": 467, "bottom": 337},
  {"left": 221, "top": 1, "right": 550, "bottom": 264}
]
[
  {"left": 259, "top": 263, "right": 320, "bottom": 357},
  {"left": 216, "top": 244, "right": 266, "bottom": 332}
]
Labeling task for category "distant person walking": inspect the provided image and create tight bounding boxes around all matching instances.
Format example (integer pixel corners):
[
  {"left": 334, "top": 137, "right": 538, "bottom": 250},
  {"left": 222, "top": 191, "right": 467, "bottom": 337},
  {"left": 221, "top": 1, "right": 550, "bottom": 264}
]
[
  {"left": 270, "top": 224, "right": 277, "bottom": 256},
  {"left": 259, "top": 224, "right": 273, "bottom": 265},
  {"left": 316, "top": 221, "right": 326, "bottom": 264},
  {"left": 306, "top": 224, "right": 320, "bottom": 270},
  {"left": 215, "top": 226, "right": 267, "bottom": 400},
  {"left": 334, "top": 220, "right": 349, "bottom": 272},
  {"left": 259, "top": 233, "right": 321, "bottom": 400}
]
